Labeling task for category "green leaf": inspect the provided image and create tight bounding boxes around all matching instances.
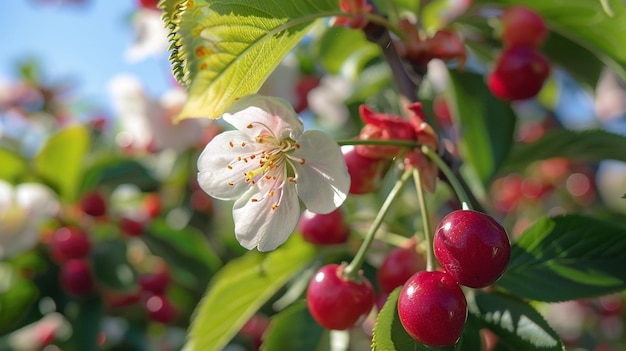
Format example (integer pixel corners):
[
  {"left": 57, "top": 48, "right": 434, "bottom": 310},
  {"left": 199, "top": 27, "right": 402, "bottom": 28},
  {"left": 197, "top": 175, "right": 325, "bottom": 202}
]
[
  {"left": 90, "top": 240, "right": 138, "bottom": 292},
  {"left": 314, "top": 26, "right": 380, "bottom": 76},
  {"left": 66, "top": 296, "right": 103, "bottom": 351},
  {"left": 497, "top": 215, "right": 626, "bottom": 302},
  {"left": 541, "top": 31, "right": 604, "bottom": 90},
  {"left": 184, "top": 236, "right": 316, "bottom": 351},
  {"left": 166, "top": 0, "right": 340, "bottom": 120},
  {"left": 261, "top": 301, "right": 326, "bottom": 351},
  {"left": 499, "top": 129, "right": 626, "bottom": 174},
  {"left": 0, "top": 264, "right": 38, "bottom": 333},
  {"left": 469, "top": 292, "right": 564, "bottom": 351},
  {"left": 446, "top": 70, "right": 517, "bottom": 185},
  {"left": 473, "top": 0, "right": 626, "bottom": 81},
  {"left": 0, "top": 148, "right": 28, "bottom": 183},
  {"left": 34, "top": 125, "right": 89, "bottom": 201},
  {"left": 80, "top": 157, "right": 159, "bottom": 193},
  {"left": 143, "top": 219, "right": 221, "bottom": 288}
]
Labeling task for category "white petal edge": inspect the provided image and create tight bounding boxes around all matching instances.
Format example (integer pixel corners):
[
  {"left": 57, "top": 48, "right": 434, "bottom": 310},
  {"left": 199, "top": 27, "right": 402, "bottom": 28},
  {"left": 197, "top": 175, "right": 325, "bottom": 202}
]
[
  {"left": 292, "top": 130, "right": 350, "bottom": 214},
  {"left": 222, "top": 95, "right": 303, "bottom": 140},
  {"left": 232, "top": 179, "right": 300, "bottom": 252},
  {"left": 197, "top": 131, "right": 265, "bottom": 200}
]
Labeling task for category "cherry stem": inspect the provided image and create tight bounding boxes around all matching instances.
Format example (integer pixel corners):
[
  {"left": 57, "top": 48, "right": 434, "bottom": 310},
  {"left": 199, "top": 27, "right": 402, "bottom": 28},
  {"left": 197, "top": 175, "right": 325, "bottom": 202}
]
[
  {"left": 343, "top": 168, "right": 413, "bottom": 280},
  {"left": 420, "top": 145, "right": 474, "bottom": 211},
  {"left": 413, "top": 168, "right": 436, "bottom": 271}
]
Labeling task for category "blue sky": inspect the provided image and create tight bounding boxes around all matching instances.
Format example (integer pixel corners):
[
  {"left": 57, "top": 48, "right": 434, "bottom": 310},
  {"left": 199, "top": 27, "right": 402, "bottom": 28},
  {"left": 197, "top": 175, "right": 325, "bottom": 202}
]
[{"left": 1, "top": 0, "right": 172, "bottom": 115}]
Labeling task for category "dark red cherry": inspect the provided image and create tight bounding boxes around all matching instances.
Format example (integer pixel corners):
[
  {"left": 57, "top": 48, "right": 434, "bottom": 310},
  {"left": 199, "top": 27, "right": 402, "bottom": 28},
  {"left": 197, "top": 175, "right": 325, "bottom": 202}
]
[
  {"left": 49, "top": 226, "right": 91, "bottom": 263},
  {"left": 377, "top": 239, "right": 427, "bottom": 294},
  {"left": 144, "top": 294, "right": 177, "bottom": 324},
  {"left": 487, "top": 46, "right": 550, "bottom": 101},
  {"left": 138, "top": 267, "right": 170, "bottom": 295},
  {"left": 60, "top": 259, "right": 95, "bottom": 297},
  {"left": 434, "top": 210, "right": 510, "bottom": 288},
  {"left": 501, "top": 6, "right": 549, "bottom": 48},
  {"left": 80, "top": 191, "right": 107, "bottom": 217},
  {"left": 306, "top": 264, "right": 375, "bottom": 330},
  {"left": 120, "top": 217, "right": 144, "bottom": 237},
  {"left": 397, "top": 270, "right": 467, "bottom": 347},
  {"left": 342, "top": 145, "right": 390, "bottom": 195},
  {"left": 299, "top": 208, "right": 350, "bottom": 245}
]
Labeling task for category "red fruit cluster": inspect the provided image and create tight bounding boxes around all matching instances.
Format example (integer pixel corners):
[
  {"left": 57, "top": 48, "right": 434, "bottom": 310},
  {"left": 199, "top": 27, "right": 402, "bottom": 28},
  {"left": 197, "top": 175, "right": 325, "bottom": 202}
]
[
  {"left": 488, "top": 6, "right": 550, "bottom": 101},
  {"left": 397, "top": 210, "right": 510, "bottom": 347},
  {"left": 306, "top": 264, "right": 375, "bottom": 330}
]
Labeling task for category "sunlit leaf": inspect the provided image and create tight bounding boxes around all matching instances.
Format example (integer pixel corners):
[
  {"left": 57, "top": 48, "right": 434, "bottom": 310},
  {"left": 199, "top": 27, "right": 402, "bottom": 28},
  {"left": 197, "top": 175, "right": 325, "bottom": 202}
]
[
  {"left": 470, "top": 292, "right": 564, "bottom": 351},
  {"left": 164, "top": 0, "right": 340, "bottom": 121},
  {"left": 34, "top": 125, "right": 89, "bottom": 201},
  {"left": 497, "top": 215, "right": 626, "bottom": 302},
  {"left": 0, "top": 148, "right": 28, "bottom": 183},
  {"left": 184, "top": 236, "right": 316, "bottom": 351}
]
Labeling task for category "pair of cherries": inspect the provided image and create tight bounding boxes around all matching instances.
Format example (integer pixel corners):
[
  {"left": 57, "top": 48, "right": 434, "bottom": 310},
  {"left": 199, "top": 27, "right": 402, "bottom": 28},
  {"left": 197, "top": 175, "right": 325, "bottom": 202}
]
[{"left": 304, "top": 209, "right": 510, "bottom": 348}]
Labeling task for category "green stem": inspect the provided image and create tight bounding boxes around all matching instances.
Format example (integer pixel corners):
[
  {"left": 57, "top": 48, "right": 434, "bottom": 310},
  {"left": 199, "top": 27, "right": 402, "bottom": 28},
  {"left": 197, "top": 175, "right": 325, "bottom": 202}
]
[
  {"left": 336, "top": 138, "right": 418, "bottom": 148},
  {"left": 343, "top": 168, "right": 413, "bottom": 280},
  {"left": 421, "top": 145, "right": 473, "bottom": 210},
  {"left": 413, "top": 168, "right": 436, "bottom": 271}
]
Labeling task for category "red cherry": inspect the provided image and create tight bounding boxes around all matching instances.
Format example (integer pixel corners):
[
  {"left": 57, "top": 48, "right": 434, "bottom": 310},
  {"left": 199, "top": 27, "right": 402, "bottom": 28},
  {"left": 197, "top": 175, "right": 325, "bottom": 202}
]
[
  {"left": 60, "top": 259, "right": 95, "bottom": 297},
  {"left": 434, "top": 210, "right": 510, "bottom": 288},
  {"left": 240, "top": 314, "right": 270, "bottom": 349},
  {"left": 294, "top": 75, "right": 321, "bottom": 113},
  {"left": 488, "top": 46, "right": 550, "bottom": 101},
  {"left": 120, "top": 217, "right": 144, "bottom": 237},
  {"left": 298, "top": 208, "right": 350, "bottom": 245},
  {"left": 342, "top": 145, "right": 390, "bottom": 195},
  {"left": 49, "top": 227, "right": 91, "bottom": 263},
  {"left": 377, "top": 240, "right": 427, "bottom": 294},
  {"left": 144, "top": 294, "right": 177, "bottom": 324},
  {"left": 142, "top": 193, "right": 161, "bottom": 218},
  {"left": 397, "top": 271, "right": 467, "bottom": 347},
  {"left": 80, "top": 192, "right": 107, "bottom": 217},
  {"left": 139, "top": 267, "right": 170, "bottom": 295},
  {"left": 306, "top": 264, "right": 375, "bottom": 330},
  {"left": 104, "top": 290, "right": 142, "bottom": 308},
  {"left": 501, "top": 6, "right": 549, "bottom": 48},
  {"left": 137, "top": 0, "right": 159, "bottom": 10}
]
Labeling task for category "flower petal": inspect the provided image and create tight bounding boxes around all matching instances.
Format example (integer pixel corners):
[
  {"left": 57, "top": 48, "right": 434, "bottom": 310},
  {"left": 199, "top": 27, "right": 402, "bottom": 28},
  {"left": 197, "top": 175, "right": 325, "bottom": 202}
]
[
  {"left": 222, "top": 95, "right": 303, "bottom": 140},
  {"left": 197, "top": 130, "right": 266, "bottom": 200},
  {"left": 232, "top": 180, "right": 300, "bottom": 252},
  {"left": 292, "top": 130, "right": 350, "bottom": 214},
  {"left": 15, "top": 183, "right": 59, "bottom": 219}
]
